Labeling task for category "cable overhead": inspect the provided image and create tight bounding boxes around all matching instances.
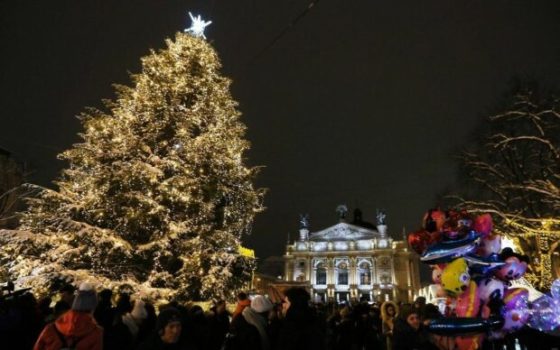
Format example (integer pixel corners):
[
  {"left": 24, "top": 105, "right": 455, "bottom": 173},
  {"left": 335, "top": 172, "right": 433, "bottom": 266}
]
[{"left": 252, "top": 0, "right": 321, "bottom": 61}]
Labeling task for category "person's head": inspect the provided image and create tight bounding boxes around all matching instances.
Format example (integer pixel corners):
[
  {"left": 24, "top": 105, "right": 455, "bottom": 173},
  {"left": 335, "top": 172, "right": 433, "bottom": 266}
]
[
  {"left": 214, "top": 300, "right": 226, "bottom": 314},
  {"left": 339, "top": 306, "right": 351, "bottom": 320},
  {"left": 282, "top": 287, "right": 310, "bottom": 315},
  {"left": 59, "top": 284, "right": 75, "bottom": 305},
  {"left": 421, "top": 303, "right": 441, "bottom": 325},
  {"left": 116, "top": 293, "right": 132, "bottom": 313},
  {"left": 414, "top": 296, "right": 426, "bottom": 308},
  {"left": 237, "top": 292, "right": 248, "bottom": 302},
  {"left": 54, "top": 300, "right": 71, "bottom": 316},
  {"left": 399, "top": 304, "right": 420, "bottom": 330},
  {"left": 251, "top": 295, "right": 273, "bottom": 315},
  {"left": 386, "top": 304, "right": 395, "bottom": 316},
  {"left": 98, "top": 289, "right": 113, "bottom": 304},
  {"left": 157, "top": 307, "right": 182, "bottom": 344},
  {"left": 72, "top": 282, "right": 98, "bottom": 313}
]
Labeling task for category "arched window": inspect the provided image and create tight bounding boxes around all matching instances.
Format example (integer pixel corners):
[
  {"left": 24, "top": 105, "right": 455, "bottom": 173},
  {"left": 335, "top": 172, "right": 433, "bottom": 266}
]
[
  {"left": 316, "top": 263, "right": 327, "bottom": 285},
  {"left": 337, "top": 262, "right": 348, "bottom": 285},
  {"left": 359, "top": 262, "right": 371, "bottom": 285}
]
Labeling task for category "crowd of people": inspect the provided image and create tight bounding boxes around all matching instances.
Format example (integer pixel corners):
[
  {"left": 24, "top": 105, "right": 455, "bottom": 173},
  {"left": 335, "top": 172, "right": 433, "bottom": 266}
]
[{"left": 0, "top": 282, "right": 555, "bottom": 350}]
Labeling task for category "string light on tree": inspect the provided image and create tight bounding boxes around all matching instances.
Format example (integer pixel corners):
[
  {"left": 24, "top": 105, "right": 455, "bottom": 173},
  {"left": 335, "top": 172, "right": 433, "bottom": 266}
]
[
  {"left": 0, "top": 13, "right": 263, "bottom": 302},
  {"left": 185, "top": 12, "right": 212, "bottom": 39}
]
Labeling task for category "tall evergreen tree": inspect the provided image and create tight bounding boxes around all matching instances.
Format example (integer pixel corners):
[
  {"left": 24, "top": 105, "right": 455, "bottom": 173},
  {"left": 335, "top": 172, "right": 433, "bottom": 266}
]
[{"left": 0, "top": 27, "right": 264, "bottom": 301}]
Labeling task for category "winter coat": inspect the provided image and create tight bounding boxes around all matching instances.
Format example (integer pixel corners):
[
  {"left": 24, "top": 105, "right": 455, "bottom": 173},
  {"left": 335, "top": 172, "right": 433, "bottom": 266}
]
[
  {"left": 381, "top": 301, "right": 398, "bottom": 350},
  {"left": 136, "top": 332, "right": 198, "bottom": 350},
  {"left": 227, "top": 312, "right": 262, "bottom": 350},
  {"left": 231, "top": 299, "right": 251, "bottom": 322},
  {"left": 207, "top": 310, "right": 230, "bottom": 350},
  {"left": 392, "top": 318, "right": 437, "bottom": 350},
  {"left": 275, "top": 307, "right": 325, "bottom": 350},
  {"left": 33, "top": 310, "right": 103, "bottom": 350}
]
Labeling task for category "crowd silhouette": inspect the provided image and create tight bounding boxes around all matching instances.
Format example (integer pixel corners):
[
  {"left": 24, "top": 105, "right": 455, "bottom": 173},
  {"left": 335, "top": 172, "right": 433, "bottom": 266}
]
[{"left": 0, "top": 281, "right": 557, "bottom": 350}]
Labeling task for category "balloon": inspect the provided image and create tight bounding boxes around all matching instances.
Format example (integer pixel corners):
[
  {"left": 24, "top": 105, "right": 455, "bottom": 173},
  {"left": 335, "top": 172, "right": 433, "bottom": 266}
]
[
  {"left": 501, "top": 288, "right": 529, "bottom": 333},
  {"left": 495, "top": 248, "right": 529, "bottom": 281},
  {"left": 441, "top": 258, "right": 470, "bottom": 296},
  {"left": 477, "top": 277, "right": 506, "bottom": 304},
  {"left": 432, "top": 265, "right": 444, "bottom": 284},
  {"left": 474, "top": 213, "right": 493, "bottom": 238},
  {"left": 434, "top": 284, "right": 447, "bottom": 298},
  {"left": 423, "top": 209, "right": 447, "bottom": 233},
  {"left": 495, "top": 256, "right": 528, "bottom": 281},
  {"left": 408, "top": 229, "right": 434, "bottom": 255},
  {"left": 476, "top": 233, "right": 501, "bottom": 257},
  {"left": 456, "top": 281, "right": 480, "bottom": 317},
  {"left": 551, "top": 279, "right": 560, "bottom": 300},
  {"left": 456, "top": 335, "right": 484, "bottom": 350},
  {"left": 426, "top": 317, "right": 504, "bottom": 335},
  {"left": 442, "top": 210, "right": 473, "bottom": 240},
  {"left": 463, "top": 254, "right": 505, "bottom": 276},
  {"left": 420, "top": 231, "right": 480, "bottom": 264},
  {"left": 528, "top": 295, "right": 560, "bottom": 332}
]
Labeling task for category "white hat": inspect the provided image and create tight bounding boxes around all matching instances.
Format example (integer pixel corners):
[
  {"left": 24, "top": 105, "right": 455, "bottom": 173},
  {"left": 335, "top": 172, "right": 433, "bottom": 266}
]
[
  {"left": 72, "top": 282, "right": 97, "bottom": 312},
  {"left": 250, "top": 295, "right": 273, "bottom": 313}
]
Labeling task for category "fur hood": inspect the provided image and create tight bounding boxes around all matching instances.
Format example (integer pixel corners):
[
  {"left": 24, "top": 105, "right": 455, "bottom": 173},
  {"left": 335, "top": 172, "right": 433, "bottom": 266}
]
[{"left": 380, "top": 301, "right": 399, "bottom": 321}]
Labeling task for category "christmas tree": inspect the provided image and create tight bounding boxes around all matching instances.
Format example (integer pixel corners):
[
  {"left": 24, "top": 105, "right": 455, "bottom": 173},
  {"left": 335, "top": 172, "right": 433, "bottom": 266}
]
[{"left": 0, "top": 15, "right": 264, "bottom": 301}]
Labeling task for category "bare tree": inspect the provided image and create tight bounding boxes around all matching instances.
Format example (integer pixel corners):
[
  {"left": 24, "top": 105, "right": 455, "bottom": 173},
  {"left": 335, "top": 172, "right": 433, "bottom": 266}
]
[{"left": 449, "top": 83, "right": 560, "bottom": 290}]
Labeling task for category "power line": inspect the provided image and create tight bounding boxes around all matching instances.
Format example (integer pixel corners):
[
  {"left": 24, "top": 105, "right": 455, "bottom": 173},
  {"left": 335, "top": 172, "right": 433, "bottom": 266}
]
[{"left": 252, "top": 0, "right": 321, "bottom": 61}]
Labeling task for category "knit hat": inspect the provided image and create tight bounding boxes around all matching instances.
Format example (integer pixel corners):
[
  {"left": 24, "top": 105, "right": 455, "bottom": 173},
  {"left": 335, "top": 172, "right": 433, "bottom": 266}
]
[
  {"left": 250, "top": 295, "right": 273, "bottom": 313},
  {"left": 72, "top": 282, "right": 98, "bottom": 312},
  {"left": 131, "top": 299, "right": 148, "bottom": 320},
  {"left": 156, "top": 307, "right": 182, "bottom": 332}
]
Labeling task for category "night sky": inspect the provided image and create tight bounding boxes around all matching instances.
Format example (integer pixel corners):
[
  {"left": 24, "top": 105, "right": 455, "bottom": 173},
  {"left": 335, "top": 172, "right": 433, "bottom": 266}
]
[{"left": 2, "top": 1, "right": 560, "bottom": 261}]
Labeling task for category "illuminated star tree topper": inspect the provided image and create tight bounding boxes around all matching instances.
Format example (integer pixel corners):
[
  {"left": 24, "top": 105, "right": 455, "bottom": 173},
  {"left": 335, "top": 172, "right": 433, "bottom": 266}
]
[{"left": 185, "top": 12, "right": 212, "bottom": 39}]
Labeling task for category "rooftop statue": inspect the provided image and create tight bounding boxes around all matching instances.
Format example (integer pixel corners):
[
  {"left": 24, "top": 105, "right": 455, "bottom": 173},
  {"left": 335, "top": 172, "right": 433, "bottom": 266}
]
[{"left": 376, "top": 209, "right": 386, "bottom": 226}]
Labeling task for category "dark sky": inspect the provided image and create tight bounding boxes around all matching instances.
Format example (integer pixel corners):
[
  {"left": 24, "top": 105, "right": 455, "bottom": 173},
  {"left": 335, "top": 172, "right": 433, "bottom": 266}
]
[{"left": 1, "top": 1, "right": 560, "bottom": 260}]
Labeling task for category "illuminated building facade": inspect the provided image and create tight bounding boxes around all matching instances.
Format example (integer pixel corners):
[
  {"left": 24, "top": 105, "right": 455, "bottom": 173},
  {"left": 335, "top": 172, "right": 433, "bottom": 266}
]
[{"left": 283, "top": 207, "right": 420, "bottom": 303}]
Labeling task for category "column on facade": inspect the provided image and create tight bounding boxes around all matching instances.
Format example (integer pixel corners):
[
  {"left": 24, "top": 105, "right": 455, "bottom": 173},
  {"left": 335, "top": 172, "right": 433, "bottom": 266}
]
[
  {"left": 305, "top": 256, "right": 311, "bottom": 281},
  {"left": 327, "top": 257, "right": 335, "bottom": 300},
  {"left": 349, "top": 257, "right": 356, "bottom": 285},
  {"left": 406, "top": 257, "right": 413, "bottom": 302},
  {"left": 284, "top": 259, "right": 291, "bottom": 281},
  {"left": 310, "top": 259, "right": 316, "bottom": 286}
]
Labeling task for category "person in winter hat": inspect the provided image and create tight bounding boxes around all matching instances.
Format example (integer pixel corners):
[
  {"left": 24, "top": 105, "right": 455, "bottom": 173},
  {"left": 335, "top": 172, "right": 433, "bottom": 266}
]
[
  {"left": 229, "top": 295, "right": 273, "bottom": 350},
  {"left": 138, "top": 307, "right": 198, "bottom": 350},
  {"left": 34, "top": 282, "right": 103, "bottom": 350}
]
